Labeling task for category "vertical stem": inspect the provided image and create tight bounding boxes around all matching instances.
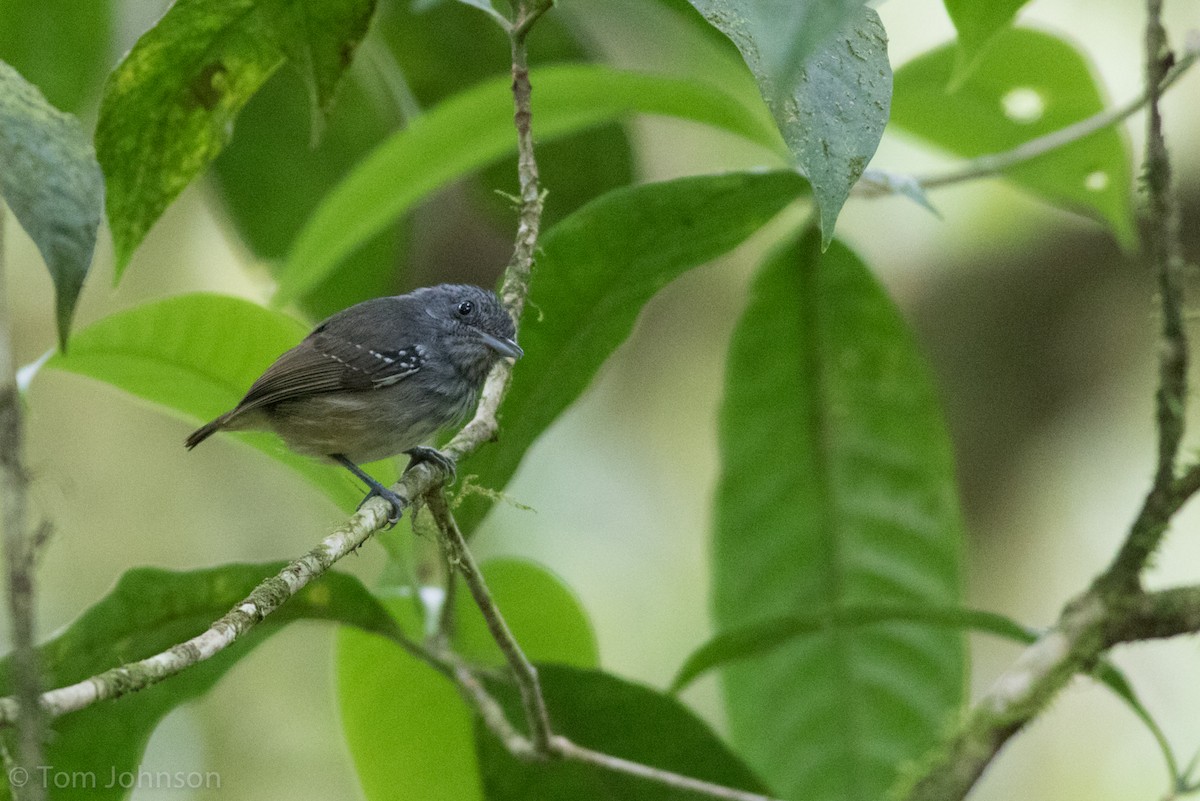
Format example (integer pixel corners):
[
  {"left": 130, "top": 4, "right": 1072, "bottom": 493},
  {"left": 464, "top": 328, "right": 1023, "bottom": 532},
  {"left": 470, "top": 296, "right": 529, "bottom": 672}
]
[
  {"left": 425, "top": 491, "right": 554, "bottom": 752},
  {"left": 1, "top": 205, "right": 47, "bottom": 799},
  {"left": 1097, "top": 0, "right": 1188, "bottom": 596}
]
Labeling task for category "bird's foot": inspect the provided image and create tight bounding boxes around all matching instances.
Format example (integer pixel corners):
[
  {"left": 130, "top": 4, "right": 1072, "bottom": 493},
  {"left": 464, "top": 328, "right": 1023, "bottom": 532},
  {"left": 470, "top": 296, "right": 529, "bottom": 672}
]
[
  {"left": 404, "top": 446, "right": 457, "bottom": 483},
  {"left": 332, "top": 453, "right": 405, "bottom": 527},
  {"left": 356, "top": 483, "right": 405, "bottom": 528}
]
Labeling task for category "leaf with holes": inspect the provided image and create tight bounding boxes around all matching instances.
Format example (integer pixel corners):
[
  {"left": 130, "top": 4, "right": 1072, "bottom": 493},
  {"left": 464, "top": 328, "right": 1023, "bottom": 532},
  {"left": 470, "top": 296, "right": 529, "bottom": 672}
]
[
  {"left": 686, "top": 3, "right": 891, "bottom": 244},
  {"left": 713, "top": 230, "right": 965, "bottom": 801},
  {"left": 95, "top": 0, "right": 375, "bottom": 276},
  {"left": 0, "top": 60, "right": 103, "bottom": 350},
  {"left": 891, "top": 27, "right": 1135, "bottom": 248}
]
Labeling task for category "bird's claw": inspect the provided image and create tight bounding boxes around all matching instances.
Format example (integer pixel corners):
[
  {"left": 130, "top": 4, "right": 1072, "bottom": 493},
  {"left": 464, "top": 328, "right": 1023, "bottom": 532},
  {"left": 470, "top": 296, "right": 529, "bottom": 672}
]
[
  {"left": 357, "top": 485, "right": 405, "bottom": 529},
  {"left": 404, "top": 446, "right": 457, "bottom": 483}
]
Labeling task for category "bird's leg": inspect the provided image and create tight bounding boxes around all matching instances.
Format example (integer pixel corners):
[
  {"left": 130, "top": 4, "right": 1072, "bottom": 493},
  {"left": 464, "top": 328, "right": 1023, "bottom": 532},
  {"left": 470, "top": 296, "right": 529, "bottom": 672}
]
[
  {"left": 404, "top": 446, "right": 457, "bottom": 484},
  {"left": 332, "top": 454, "right": 405, "bottom": 526}
]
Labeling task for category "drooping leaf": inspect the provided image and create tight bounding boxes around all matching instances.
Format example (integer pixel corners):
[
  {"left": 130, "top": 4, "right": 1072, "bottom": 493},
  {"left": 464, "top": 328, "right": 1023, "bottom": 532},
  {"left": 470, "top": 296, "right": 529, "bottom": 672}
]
[
  {"left": 713, "top": 230, "right": 965, "bottom": 801},
  {"left": 0, "top": 61, "right": 103, "bottom": 350},
  {"left": 0, "top": 0, "right": 113, "bottom": 113},
  {"left": 890, "top": 27, "right": 1135, "bottom": 248},
  {"left": 337, "top": 558, "right": 597, "bottom": 801},
  {"left": 454, "top": 170, "right": 810, "bottom": 535},
  {"left": 943, "top": 0, "right": 1032, "bottom": 85},
  {"left": 686, "top": 0, "right": 867, "bottom": 103},
  {"left": 43, "top": 294, "right": 368, "bottom": 508},
  {"left": 684, "top": 4, "right": 891, "bottom": 244},
  {"left": 672, "top": 603, "right": 1030, "bottom": 693},
  {"left": 95, "top": 0, "right": 376, "bottom": 277},
  {"left": 476, "top": 665, "right": 771, "bottom": 801},
  {"left": 0, "top": 565, "right": 401, "bottom": 801},
  {"left": 278, "top": 65, "right": 786, "bottom": 303}
]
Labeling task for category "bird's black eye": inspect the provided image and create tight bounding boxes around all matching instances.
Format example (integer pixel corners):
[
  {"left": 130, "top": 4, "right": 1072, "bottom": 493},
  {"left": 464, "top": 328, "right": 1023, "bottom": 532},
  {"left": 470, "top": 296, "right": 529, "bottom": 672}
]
[{"left": 457, "top": 300, "right": 474, "bottom": 316}]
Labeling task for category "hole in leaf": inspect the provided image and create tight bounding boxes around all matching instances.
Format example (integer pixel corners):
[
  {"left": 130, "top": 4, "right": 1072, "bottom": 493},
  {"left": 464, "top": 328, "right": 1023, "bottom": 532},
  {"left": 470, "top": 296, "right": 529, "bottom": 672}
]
[
  {"left": 1001, "top": 87, "right": 1045, "bottom": 124},
  {"left": 1084, "top": 171, "right": 1110, "bottom": 192}
]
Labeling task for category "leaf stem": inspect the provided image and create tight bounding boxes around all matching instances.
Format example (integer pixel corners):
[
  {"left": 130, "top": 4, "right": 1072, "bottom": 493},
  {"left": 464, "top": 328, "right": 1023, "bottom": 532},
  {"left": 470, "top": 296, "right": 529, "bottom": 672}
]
[{"left": 856, "top": 41, "right": 1199, "bottom": 198}]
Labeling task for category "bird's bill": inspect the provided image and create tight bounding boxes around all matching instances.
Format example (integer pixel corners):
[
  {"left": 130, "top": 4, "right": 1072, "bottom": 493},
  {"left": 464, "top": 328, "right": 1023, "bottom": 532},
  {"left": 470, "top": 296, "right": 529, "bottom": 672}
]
[{"left": 477, "top": 330, "right": 524, "bottom": 360}]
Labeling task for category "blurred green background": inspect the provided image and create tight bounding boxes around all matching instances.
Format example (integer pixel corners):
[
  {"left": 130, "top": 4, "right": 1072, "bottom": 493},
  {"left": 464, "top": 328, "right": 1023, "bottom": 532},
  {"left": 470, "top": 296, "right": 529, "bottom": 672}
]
[{"left": 3, "top": 0, "right": 1200, "bottom": 798}]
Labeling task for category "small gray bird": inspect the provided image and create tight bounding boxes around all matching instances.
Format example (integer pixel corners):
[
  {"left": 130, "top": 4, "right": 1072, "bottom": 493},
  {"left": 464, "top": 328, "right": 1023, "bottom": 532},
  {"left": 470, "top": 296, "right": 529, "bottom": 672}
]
[{"left": 186, "top": 284, "right": 522, "bottom": 519}]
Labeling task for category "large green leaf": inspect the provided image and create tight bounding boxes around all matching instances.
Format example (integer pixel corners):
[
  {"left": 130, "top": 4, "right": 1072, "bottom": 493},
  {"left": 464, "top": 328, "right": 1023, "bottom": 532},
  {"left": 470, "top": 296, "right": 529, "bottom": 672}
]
[
  {"left": 95, "top": 0, "right": 376, "bottom": 276},
  {"left": 687, "top": 0, "right": 867, "bottom": 96},
  {"left": 672, "top": 603, "right": 1029, "bottom": 693},
  {"left": 890, "top": 27, "right": 1135, "bottom": 247},
  {"left": 337, "top": 558, "right": 597, "bottom": 801},
  {"left": 212, "top": 1, "right": 636, "bottom": 319},
  {"left": 684, "top": 4, "right": 890, "bottom": 244},
  {"left": 943, "top": 0, "right": 1032, "bottom": 85},
  {"left": 0, "top": 564, "right": 401, "bottom": 801},
  {"left": 211, "top": 65, "right": 406, "bottom": 321},
  {"left": 43, "top": 294, "right": 367, "bottom": 508},
  {"left": 0, "top": 0, "right": 112, "bottom": 113},
  {"left": 0, "top": 61, "right": 103, "bottom": 349},
  {"left": 277, "top": 65, "right": 786, "bottom": 303},
  {"left": 713, "top": 230, "right": 965, "bottom": 801},
  {"left": 454, "top": 170, "right": 810, "bottom": 534},
  {"left": 476, "top": 665, "right": 771, "bottom": 800}
]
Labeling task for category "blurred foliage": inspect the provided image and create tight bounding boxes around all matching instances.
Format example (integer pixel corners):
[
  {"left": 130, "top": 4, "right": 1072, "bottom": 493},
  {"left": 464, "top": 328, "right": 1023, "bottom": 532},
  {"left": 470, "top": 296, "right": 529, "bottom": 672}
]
[
  {"left": 1, "top": 0, "right": 1194, "bottom": 800},
  {"left": 0, "top": 565, "right": 401, "bottom": 801}
]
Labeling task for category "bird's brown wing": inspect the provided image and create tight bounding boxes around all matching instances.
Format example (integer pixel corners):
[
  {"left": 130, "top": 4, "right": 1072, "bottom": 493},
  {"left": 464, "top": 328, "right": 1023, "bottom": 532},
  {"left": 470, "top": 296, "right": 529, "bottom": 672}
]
[{"left": 231, "top": 329, "right": 425, "bottom": 414}]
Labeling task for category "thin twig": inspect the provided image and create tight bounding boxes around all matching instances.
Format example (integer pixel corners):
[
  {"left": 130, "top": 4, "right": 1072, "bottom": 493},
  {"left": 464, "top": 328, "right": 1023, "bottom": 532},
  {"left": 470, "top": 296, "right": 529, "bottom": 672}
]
[
  {"left": 856, "top": 41, "right": 1199, "bottom": 198},
  {"left": 549, "top": 737, "right": 782, "bottom": 801},
  {"left": 0, "top": 485, "right": 425, "bottom": 726},
  {"left": 1, "top": 203, "right": 48, "bottom": 799},
  {"left": 1096, "top": 1, "right": 1190, "bottom": 596},
  {"left": 424, "top": 490, "right": 553, "bottom": 751},
  {"left": 438, "top": 649, "right": 786, "bottom": 801},
  {"left": 901, "top": 8, "right": 1195, "bottom": 801}
]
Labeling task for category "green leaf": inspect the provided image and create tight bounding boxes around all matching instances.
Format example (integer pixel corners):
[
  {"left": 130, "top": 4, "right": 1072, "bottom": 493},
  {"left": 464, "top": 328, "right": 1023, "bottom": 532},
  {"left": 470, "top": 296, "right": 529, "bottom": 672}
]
[
  {"left": 0, "top": 60, "right": 103, "bottom": 350},
  {"left": 890, "top": 27, "right": 1135, "bottom": 248},
  {"left": 686, "top": 0, "right": 867, "bottom": 102},
  {"left": 0, "top": 564, "right": 401, "bottom": 801},
  {"left": 43, "top": 293, "right": 366, "bottom": 508},
  {"left": 943, "top": 0, "right": 1032, "bottom": 85},
  {"left": 95, "top": 0, "right": 376, "bottom": 277},
  {"left": 476, "top": 665, "right": 771, "bottom": 800},
  {"left": 337, "top": 558, "right": 596, "bottom": 801},
  {"left": 672, "top": 603, "right": 1031, "bottom": 693},
  {"left": 684, "top": 4, "right": 891, "bottom": 245},
  {"left": 450, "top": 0, "right": 509, "bottom": 28},
  {"left": 0, "top": 0, "right": 112, "bottom": 113},
  {"left": 211, "top": 63, "right": 408, "bottom": 321},
  {"left": 454, "top": 170, "right": 809, "bottom": 534},
  {"left": 713, "top": 230, "right": 965, "bottom": 801},
  {"left": 277, "top": 64, "right": 786, "bottom": 303}
]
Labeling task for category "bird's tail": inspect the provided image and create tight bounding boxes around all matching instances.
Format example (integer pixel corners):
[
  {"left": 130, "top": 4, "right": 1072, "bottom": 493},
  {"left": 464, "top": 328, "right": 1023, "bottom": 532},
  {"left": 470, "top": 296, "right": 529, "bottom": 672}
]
[{"left": 185, "top": 412, "right": 234, "bottom": 450}]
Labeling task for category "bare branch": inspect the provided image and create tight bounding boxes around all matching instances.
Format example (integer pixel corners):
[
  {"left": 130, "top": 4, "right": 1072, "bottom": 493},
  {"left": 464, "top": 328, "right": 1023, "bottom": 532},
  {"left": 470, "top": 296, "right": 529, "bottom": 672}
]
[
  {"left": 1, "top": 202, "right": 48, "bottom": 799},
  {"left": 901, "top": 8, "right": 1196, "bottom": 800}
]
